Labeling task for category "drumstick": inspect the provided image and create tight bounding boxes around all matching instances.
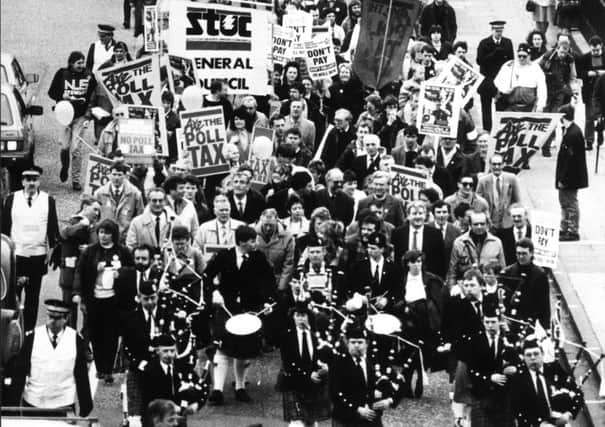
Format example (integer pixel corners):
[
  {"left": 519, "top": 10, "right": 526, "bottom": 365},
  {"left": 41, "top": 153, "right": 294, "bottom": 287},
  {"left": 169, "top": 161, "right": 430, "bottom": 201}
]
[
  {"left": 220, "top": 304, "right": 233, "bottom": 318},
  {"left": 254, "top": 302, "right": 277, "bottom": 317},
  {"left": 164, "top": 288, "right": 204, "bottom": 309},
  {"left": 311, "top": 303, "right": 347, "bottom": 319}
]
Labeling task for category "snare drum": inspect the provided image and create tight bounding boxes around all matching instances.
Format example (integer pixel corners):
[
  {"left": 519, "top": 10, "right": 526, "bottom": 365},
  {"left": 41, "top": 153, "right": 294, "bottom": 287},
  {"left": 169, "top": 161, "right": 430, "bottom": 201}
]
[
  {"left": 223, "top": 313, "right": 263, "bottom": 359},
  {"left": 365, "top": 313, "right": 402, "bottom": 335}
]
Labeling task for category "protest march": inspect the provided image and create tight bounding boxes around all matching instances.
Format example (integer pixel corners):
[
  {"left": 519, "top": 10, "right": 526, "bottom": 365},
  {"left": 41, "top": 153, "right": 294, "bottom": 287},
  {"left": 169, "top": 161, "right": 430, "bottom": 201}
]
[{"left": 2, "top": 0, "right": 605, "bottom": 426}]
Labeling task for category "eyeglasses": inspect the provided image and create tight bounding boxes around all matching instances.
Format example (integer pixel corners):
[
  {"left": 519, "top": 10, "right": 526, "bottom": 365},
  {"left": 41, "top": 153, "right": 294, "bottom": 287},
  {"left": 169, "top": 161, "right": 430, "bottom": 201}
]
[
  {"left": 23, "top": 177, "right": 39, "bottom": 181},
  {"left": 461, "top": 182, "right": 474, "bottom": 187},
  {"left": 150, "top": 199, "right": 165, "bottom": 203},
  {"left": 518, "top": 54, "right": 529, "bottom": 59}
]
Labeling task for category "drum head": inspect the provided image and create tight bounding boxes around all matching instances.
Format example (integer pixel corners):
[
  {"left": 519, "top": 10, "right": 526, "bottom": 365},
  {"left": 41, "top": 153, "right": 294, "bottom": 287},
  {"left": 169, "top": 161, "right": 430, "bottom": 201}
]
[
  {"left": 365, "top": 313, "right": 401, "bottom": 335},
  {"left": 225, "top": 313, "right": 262, "bottom": 336}
]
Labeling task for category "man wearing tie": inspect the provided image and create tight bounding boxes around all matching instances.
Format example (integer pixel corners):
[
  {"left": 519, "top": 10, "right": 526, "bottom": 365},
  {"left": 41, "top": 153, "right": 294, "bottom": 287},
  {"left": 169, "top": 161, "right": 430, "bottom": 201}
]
[
  {"left": 351, "top": 134, "right": 382, "bottom": 189},
  {"left": 499, "top": 204, "right": 532, "bottom": 266},
  {"left": 466, "top": 306, "right": 519, "bottom": 426},
  {"left": 227, "top": 172, "right": 266, "bottom": 224},
  {"left": 431, "top": 200, "right": 462, "bottom": 264},
  {"left": 195, "top": 194, "right": 245, "bottom": 261},
  {"left": 312, "top": 168, "right": 355, "bottom": 225},
  {"left": 510, "top": 339, "right": 583, "bottom": 427}
]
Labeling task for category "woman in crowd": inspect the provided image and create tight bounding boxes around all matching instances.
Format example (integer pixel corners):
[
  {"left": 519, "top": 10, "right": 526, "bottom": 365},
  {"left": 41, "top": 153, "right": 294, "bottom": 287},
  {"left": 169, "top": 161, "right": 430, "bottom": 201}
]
[
  {"left": 275, "top": 61, "right": 302, "bottom": 100},
  {"left": 326, "top": 63, "right": 365, "bottom": 122},
  {"left": 427, "top": 24, "right": 453, "bottom": 61},
  {"left": 227, "top": 106, "right": 254, "bottom": 162},
  {"left": 527, "top": 30, "right": 548, "bottom": 61},
  {"left": 282, "top": 196, "right": 310, "bottom": 238}
]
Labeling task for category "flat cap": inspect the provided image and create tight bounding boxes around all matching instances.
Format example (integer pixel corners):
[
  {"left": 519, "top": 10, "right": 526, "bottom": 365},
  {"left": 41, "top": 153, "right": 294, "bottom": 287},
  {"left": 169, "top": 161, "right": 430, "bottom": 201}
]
[{"left": 22, "top": 165, "right": 43, "bottom": 177}]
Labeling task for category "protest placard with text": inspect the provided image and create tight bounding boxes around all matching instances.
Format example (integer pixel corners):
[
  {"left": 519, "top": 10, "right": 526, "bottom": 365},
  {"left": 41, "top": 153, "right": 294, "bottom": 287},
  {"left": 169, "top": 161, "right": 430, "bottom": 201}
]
[
  {"left": 304, "top": 37, "right": 337, "bottom": 80},
  {"left": 417, "top": 82, "right": 461, "bottom": 138},
  {"left": 97, "top": 56, "right": 162, "bottom": 107},
  {"left": 144, "top": 6, "right": 159, "bottom": 52},
  {"left": 84, "top": 153, "right": 112, "bottom": 195},
  {"left": 117, "top": 118, "right": 156, "bottom": 164},
  {"left": 179, "top": 107, "right": 230, "bottom": 177},
  {"left": 390, "top": 165, "right": 428, "bottom": 202},
  {"left": 271, "top": 25, "right": 296, "bottom": 66},
  {"left": 248, "top": 127, "right": 276, "bottom": 190},
  {"left": 531, "top": 210, "right": 560, "bottom": 268},
  {"left": 123, "top": 105, "right": 168, "bottom": 158},
  {"left": 435, "top": 56, "right": 484, "bottom": 106}
]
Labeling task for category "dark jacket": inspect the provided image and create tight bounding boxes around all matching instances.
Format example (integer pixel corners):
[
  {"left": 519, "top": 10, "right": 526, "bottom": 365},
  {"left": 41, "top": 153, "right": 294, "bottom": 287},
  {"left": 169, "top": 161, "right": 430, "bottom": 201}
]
[
  {"left": 327, "top": 77, "right": 365, "bottom": 122},
  {"left": 432, "top": 165, "right": 456, "bottom": 197},
  {"left": 392, "top": 225, "right": 447, "bottom": 278},
  {"left": 476, "top": 36, "right": 514, "bottom": 96},
  {"left": 419, "top": 0, "right": 458, "bottom": 43},
  {"left": 499, "top": 225, "right": 532, "bottom": 266},
  {"left": 377, "top": 117, "right": 407, "bottom": 154},
  {"left": 576, "top": 52, "right": 605, "bottom": 101},
  {"left": 114, "top": 266, "right": 163, "bottom": 314},
  {"left": 312, "top": 188, "right": 355, "bottom": 225},
  {"left": 436, "top": 148, "right": 465, "bottom": 188},
  {"left": 555, "top": 122, "right": 588, "bottom": 190},
  {"left": 48, "top": 68, "right": 96, "bottom": 118},
  {"left": 500, "top": 262, "right": 550, "bottom": 328},
  {"left": 593, "top": 73, "right": 605, "bottom": 119},
  {"left": 141, "top": 358, "right": 182, "bottom": 409},
  {"left": 73, "top": 242, "right": 134, "bottom": 305},
  {"left": 4, "top": 328, "right": 93, "bottom": 416},
  {"left": 122, "top": 306, "right": 156, "bottom": 368},
  {"left": 462, "top": 151, "right": 486, "bottom": 179},
  {"left": 351, "top": 154, "right": 381, "bottom": 188},
  {"left": 227, "top": 189, "right": 267, "bottom": 224},
  {"left": 321, "top": 126, "right": 356, "bottom": 170},
  {"left": 346, "top": 258, "right": 401, "bottom": 304},
  {"left": 279, "top": 326, "right": 324, "bottom": 392}
]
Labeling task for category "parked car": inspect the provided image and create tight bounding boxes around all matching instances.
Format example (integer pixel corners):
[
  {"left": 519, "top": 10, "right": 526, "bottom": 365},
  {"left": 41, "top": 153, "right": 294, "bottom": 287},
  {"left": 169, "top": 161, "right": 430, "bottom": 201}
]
[
  {"left": 0, "top": 84, "right": 43, "bottom": 196},
  {"left": 0, "top": 53, "right": 39, "bottom": 107}
]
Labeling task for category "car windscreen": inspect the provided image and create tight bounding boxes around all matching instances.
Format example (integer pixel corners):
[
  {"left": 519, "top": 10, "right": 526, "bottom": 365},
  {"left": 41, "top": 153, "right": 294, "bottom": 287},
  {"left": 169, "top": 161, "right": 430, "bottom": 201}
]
[{"left": 1, "top": 93, "right": 14, "bottom": 126}]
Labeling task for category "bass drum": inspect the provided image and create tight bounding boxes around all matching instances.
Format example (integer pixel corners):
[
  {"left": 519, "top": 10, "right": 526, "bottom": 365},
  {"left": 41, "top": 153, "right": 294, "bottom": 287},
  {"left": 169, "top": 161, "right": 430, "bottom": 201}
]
[{"left": 222, "top": 313, "right": 263, "bottom": 359}]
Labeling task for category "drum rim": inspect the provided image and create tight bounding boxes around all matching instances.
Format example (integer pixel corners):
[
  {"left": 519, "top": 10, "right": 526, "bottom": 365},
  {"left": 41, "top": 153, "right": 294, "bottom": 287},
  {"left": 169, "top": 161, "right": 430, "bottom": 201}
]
[
  {"left": 365, "top": 313, "right": 402, "bottom": 334},
  {"left": 225, "top": 313, "right": 263, "bottom": 336}
]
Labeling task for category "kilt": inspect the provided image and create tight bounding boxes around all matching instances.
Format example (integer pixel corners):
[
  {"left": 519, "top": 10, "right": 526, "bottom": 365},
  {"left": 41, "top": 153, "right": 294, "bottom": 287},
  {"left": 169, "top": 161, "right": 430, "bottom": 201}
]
[
  {"left": 127, "top": 369, "right": 144, "bottom": 416},
  {"left": 470, "top": 398, "right": 515, "bottom": 427},
  {"left": 282, "top": 386, "right": 331, "bottom": 423}
]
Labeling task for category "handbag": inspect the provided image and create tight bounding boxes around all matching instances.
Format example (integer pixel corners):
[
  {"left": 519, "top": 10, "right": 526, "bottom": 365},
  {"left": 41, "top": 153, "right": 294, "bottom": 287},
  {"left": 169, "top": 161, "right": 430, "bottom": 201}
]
[{"left": 526, "top": 0, "right": 537, "bottom": 12}]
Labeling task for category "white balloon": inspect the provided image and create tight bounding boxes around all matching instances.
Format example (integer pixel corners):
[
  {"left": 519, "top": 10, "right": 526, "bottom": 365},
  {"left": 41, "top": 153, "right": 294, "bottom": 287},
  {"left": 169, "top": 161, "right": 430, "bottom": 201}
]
[
  {"left": 181, "top": 85, "right": 204, "bottom": 111},
  {"left": 250, "top": 135, "right": 273, "bottom": 159},
  {"left": 54, "top": 101, "right": 74, "bottom": 126}
]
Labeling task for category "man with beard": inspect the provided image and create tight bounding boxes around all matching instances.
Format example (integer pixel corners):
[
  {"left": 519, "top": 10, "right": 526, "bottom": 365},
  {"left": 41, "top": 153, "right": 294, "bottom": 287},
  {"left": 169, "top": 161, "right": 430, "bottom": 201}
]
[
  {"left": 320, "top": 109, "right": 356, "bottom": 169},
  {"left": 343, "top": 213, "right": 381, "bottom": 271},
  {"left": 448, "top": 211, "right": 505, "bottom": 285},
  {"left": 1, "top": 167, "right": 59, "bottom": 331}
]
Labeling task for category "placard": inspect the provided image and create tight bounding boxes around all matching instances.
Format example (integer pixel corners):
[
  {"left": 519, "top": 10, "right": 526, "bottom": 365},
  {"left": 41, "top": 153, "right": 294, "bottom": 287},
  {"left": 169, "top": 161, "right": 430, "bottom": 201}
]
[
  {"left": 167, "top": 1, "right": 272, "bottom": 94},
  {"left": 282, "top": 10, "right": 313, "bottom": 43},
  {"left": 84, "top": 153, "right": 112, "bottom": 195},
  {"left": 167, "top": 55, "right": 196, "bottom": 95},
  {"left": 179, "top": 107, "right": 230, "bottom": 177},
  {"left": 304, "top": 37, "right": 337, "bottom": 80},
  {"left": 390, "top": 165, "right": 428, "bottom": 202},
  {"left": 123, "top": 105, "right": 169, "bottom": 158},
  {"left": 435, "top": 56, "right": 484, "bottom": 106},
  {"left": 248, "top": 127, "right": 276, "bottom": 188},
  {"left": 531, "top": 210, "right": 560, "bottom": 268},
  {"left": 491, "top": 112, "right": 562, "bottom": 171},
  {"left": 417, "top": 82, "right": 462, "bottom": 138},
  {"left": 144, "top": 5, "right": 159, "bottom": 52},
  {"left": 97, "top": 56, "right": 162, "bottom": 107},
  {"left": 271, "top": 25, "right": 296, "bottom": 66},
  {"left": 117, "top": 119, "right": 156, "bottom": 164}
]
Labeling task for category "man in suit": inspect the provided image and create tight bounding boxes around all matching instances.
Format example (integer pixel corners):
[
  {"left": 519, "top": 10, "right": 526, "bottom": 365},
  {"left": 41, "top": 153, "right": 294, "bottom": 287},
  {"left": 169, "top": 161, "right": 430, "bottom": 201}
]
[
  {"left": 346, "top": 232, "right": 400, "bottom": 307},
  {"left": 414, "top": 155, "right": 454, "bottom": 198},
  {"left": 510, "top": 339, "right": 583, "bottom": 427},
  {"left": 336, "top": 122, "right": 370, "bottom": 172},
  {"left": 577, "top": 36, "right": 605, "bottom": 150},
  {"left": 126, "top": 188, "right": 179, "bottom": 251},
  {"left": 357, "top": 171, "right": 406, "bottom": 227},
  {"left": 476, "top": 21, "right": 514, "bottom": 131},
  {"left": 466, "top": 306, "right": 519, "bottom": 426},
  {"left": 500, "top": 204, "right": 532, "bottom": 266},
  {"left": 285, "top": 99, "right": 317, "bottom": 153},
  {"left": 351, "top": 134, "right": 382, "bottom": 189},
  {"left": 476, "top": 154, "right": 522, "bottom": 235},
  {"left": 555, "top": 104, "right": 588, "bottom": 241},
  {"left": 330, "top": 324, "right": 405, "bottom": 427},
  {"left": 115, "top": 244, "right": 163, "bottom": 315},
  {"left": 321, "top": 108, "right": 356, "bottom": 169},
  {"left": 203, "top": 226, "right": 276, "bottom": 404},
  {"left": 392, "top": 125, "right": 420, "bottom": 167},
  {"left": 500, "top": 238, "right": 550, "bottom": 328},
  {"left": 392, "top": 201, "right": 446, "bottom": 277},
  {"left": 432, "top": 200, "right": 462, "bottom": 264},
  {"left": 227, "top": 171, "right": 266, "bottom": 224},
  {"left": 436, "top": 136, "right": 465, "bottom": 189},
  {"left": 313, "top": 168, "right": 355, "bottom": 225}
]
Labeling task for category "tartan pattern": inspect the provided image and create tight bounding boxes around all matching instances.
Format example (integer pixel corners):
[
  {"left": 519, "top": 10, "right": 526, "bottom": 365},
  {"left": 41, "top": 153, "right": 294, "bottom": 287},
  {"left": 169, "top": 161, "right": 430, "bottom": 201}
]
[
  {"left": 126, "top": 369, "right": 144, "bottom": 416},
  {"left": 282, "top": 387, "right": 331, "bottom": 423}
]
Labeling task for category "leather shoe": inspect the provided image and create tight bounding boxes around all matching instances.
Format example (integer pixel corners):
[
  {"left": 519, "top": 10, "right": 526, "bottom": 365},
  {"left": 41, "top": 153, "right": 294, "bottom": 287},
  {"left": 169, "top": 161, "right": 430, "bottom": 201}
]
[
  {"left": 235, "top": 388, "right": 251, "bottom": 402},
  {"left": 208, "top": 390, "right": 224, "bottom": 405}
]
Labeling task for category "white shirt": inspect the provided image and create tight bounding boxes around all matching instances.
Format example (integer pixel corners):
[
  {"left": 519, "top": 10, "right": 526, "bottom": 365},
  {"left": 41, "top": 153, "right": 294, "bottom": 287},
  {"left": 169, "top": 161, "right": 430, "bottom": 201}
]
[
  {"left": 355, "top": 355, "right": 367, "bottom": 382},
  {"left": 369, "top": 257, "right": 384, "bottom": 284},
  {"left": 440, "top": 147, "right": 457, "bottom": 168},
  {"left": 234, "top": 194, "right": 247, "bottom": 214},
  {"left": 529, "top": 368, "right": 551, "bottom": 409},
  {"left": 160, "top": 361, "right": 174, "bottom": 377},
  {"left": 435, "top": 222, "right": 448, "bottom": 239},
  {"left": 493, "top": 174, "right": 503, "bottom": 204},
  {"left": 486, "top": 333, "right": 499, "bottom": 356},
  {"left": 144, "top": 307, "right": 157, "bottom": 337},
  {"left": 494, "top": 60, "right": 547, "bottom": 111},
  {"left": 408, "top": 225, "right": 424, "bottom": 251},
  {"left": 514, "top": 225, "right": 527, "bottom": 242},
  {"left": 405, "top": 272, "right": 427, "bottom": 303},
  {"left": 296, "top": 327, "right": 314, "bottom": 360},
  {"left": 235, "top": 247, "right": 247, "bottom": 269},
  {"left": 367, "top": 155, "right": 379, "bottom": 169}
]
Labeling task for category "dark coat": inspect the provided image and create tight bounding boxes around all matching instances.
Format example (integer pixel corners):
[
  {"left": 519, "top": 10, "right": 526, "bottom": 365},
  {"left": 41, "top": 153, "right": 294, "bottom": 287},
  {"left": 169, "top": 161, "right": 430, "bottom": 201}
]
[
  {"left": 4, "top": 328, "right": 93, "bottom": 417},
  {"left": 593, "top": 73, "right": 605, "bottom": 119},
  {"left": 555, "top": 122, "right": 588, "bottom": 190},
  {"left": 436, "top": 148, "right": 465, "bottom": 189},
  {"left": 321, "top": 126, "right": 356, "bottom": 170},
  {"left": 114, "top": 266, "right": 163, "bottom": 315},
  {"left": 419, "top": 1, "right": 458, "bottom": 42},
  {"left": 377, "top": 118, "right": 406, "bottom": 153},
  {"left": 500, "top": 262, "right": 550, "bottom": 328},
  {"left": 141, "top": 358, "right": 181, "bottom": 409},
  {"left": 476, "top": 36, "right": 514, "bottom": 96},
  {"left": 499, "top": 225, "right": 532, "bottom": 267},
  {"left": 432, "top": 165, "right": 456, "bottom": 197},
  {"left": 122, "top": 306, "right": 156, "bottom": 368},
  {"left": 279, "top": 326, "right": 323, "bottom": 392},
  {"left": 351, "top": 155, "right": 381, "bottom": 189},
  {"left": 441, "top": 295, "right": 484, "bottom": 360},
  {"left": 327, "top": 78, "right": 365, "bottom": 122},
  {"left": 312, "top": 189, "right": 355, "bottom": 225},
  {"left": 203, "top": 247, "right": 276, "bottom": 312},
  {"left": 346, "top": 258, "right": 401, "bottom": 303},
  {"left": 227, "top": 189, "right": 267, "bottom": 224},
  {"left": 510, "top": 362, "right": 583, "bottom": 427},
  {"left": 357, "top": 194, "right": 406, "bottom": 227},
  {"left": 576, "top": 52, "right": 605, "bottom": 101},
  {"left": 462, "top": 151, "right": 486, "bottom": 179},
  {"left": 392, "top": 225, "right": 447, "bottom": 278}
]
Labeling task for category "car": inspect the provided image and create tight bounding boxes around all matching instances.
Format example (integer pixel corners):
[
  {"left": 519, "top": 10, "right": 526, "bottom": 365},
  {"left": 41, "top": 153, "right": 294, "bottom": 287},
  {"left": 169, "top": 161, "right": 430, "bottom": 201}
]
[
  {"left": 0, "top": 53, "right": 39, "bottom": 107},
  {"left": 0, "top": 84, "right": 43, "bottom": 195}
]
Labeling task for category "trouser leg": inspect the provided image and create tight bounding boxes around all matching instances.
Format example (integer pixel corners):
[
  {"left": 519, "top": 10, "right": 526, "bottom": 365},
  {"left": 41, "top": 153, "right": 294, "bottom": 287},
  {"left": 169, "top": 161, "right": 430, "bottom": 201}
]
[
  {"left": 234, "top": 358, "right": 250, "bottom": 389},
  {"left": 70, "top": 116, "right": 87, "bottom": 185},
  {"left": 16, "top": 255, "right": 45, "bottom": 331},
  {"left": 480, "top": 94, "right": 493, "bottom": 132},
  {"left": 212, "top": 350, "right": 230, "bottom": 391}
]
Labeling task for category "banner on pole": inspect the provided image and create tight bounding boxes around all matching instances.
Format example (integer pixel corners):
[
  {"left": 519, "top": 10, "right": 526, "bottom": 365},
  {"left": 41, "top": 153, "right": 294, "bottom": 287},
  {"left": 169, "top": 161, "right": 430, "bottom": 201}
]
[
  {"left": 490, "top": 112, "right": 562, "bottom": 171},
  {"left": 117, "top": 118, "right": 156, "bottom": 164},
  {"left": 417, "top": 82, "right": 462, "bottom": 138},
  {"left": 144, "top": 6, "right": 159, "bottom": 52},
  {"left": 84, "top": 153, "right": 113, "bottom": 195},
  {"left": 123, "top": 105, "right": 169, "bottom": 158},
  {"left": 353, "top": 0, "right": 422, "bottom": 89},
  {"left": 531, "top": 210, "right": 560, "bottom": 268},
  {"left": 390, "top": 165, "right": 428, "bottom": 202},
  {"left": 167, "top": 1, "right": 272, "bottom": 94},
  {"left": 435, "top": 56, "right": 484, "bottom": 106},
  {"left": 271, "top": 25, "right": 296, "bottom": 66},
  {"left": 179, "top": 107, "right": 230, "bottom": 177},
  {"left": 97, "top": 56, "right": 162, "bottom": 107},
  {"left": 304, "top": 37, "right": 337, "bottom": 80}
]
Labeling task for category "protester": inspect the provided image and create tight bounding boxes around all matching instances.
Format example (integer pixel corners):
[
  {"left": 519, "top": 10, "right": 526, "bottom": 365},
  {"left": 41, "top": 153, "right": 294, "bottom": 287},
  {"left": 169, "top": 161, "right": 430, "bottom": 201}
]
[{"left": 576, "top": 36, "right": 605, "bottom": 150}]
